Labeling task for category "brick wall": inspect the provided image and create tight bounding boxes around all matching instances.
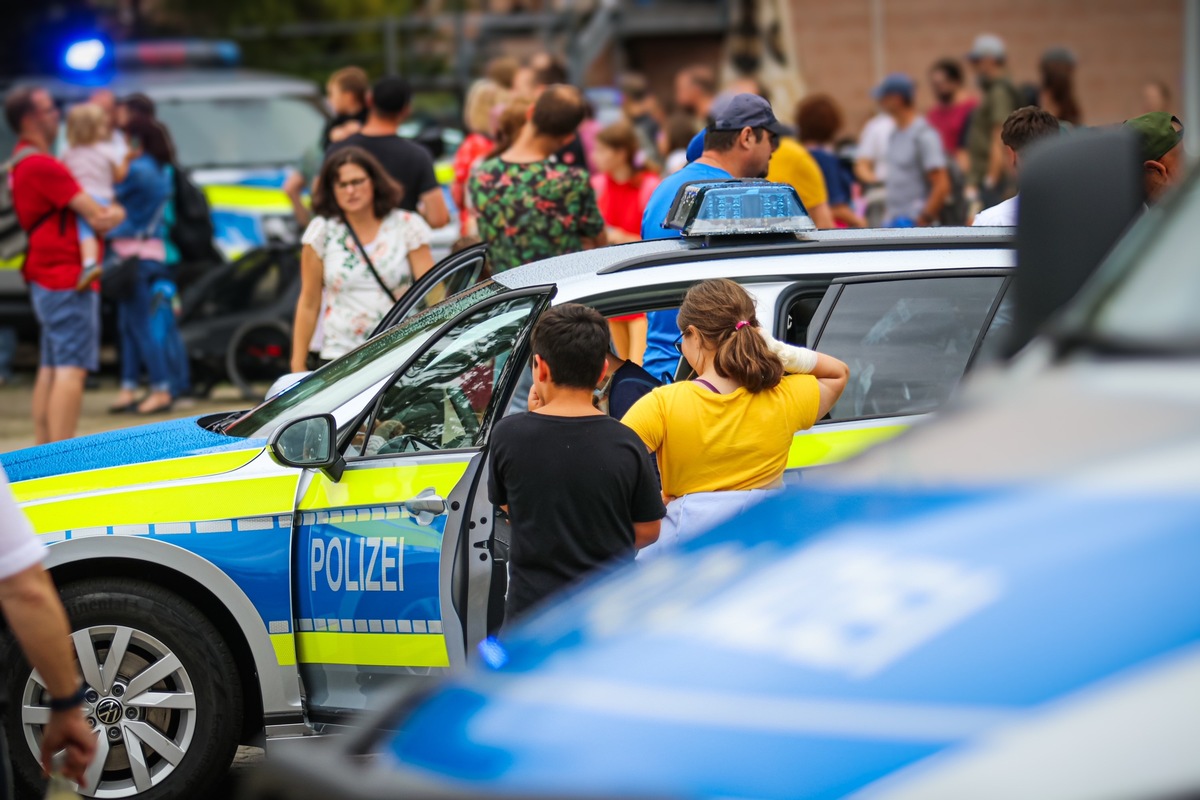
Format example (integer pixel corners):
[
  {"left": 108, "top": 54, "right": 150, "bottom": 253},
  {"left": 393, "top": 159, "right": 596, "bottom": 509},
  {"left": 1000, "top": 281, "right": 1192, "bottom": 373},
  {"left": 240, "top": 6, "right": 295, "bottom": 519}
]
[{"left": 788, "top": 0, "right": 1185, "bottom": 135}]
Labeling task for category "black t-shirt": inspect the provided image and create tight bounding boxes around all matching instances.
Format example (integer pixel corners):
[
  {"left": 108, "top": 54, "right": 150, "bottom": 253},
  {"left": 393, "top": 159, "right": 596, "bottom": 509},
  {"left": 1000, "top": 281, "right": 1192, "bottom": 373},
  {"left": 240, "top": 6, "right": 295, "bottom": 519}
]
[
  {"left": 553, "top": 136, "right": 590, "bottom": 171},
  {"left": 488, "top": 412, "right": 665, "bottom": 620},
  {"left": 326, "top": 133, "right": 439, "bottom": 213}
]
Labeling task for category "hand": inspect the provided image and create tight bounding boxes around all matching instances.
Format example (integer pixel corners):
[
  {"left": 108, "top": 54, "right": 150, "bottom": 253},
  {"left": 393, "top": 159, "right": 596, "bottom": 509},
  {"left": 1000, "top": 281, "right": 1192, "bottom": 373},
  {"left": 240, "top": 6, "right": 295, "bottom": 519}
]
[
  {"left": 916, "top": 212, "right": 934, "bottom": 227},
  {"left": 527, "top": 385, "right": 544, "bottom": 411},
  {"left": 40, "top": 708, "right": 97, "bottom": 786}
]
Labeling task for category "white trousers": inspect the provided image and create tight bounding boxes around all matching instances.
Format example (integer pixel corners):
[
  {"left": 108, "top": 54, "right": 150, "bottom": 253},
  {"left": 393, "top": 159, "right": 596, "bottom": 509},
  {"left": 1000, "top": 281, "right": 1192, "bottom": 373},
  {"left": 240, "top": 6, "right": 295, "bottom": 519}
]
[{"left": 638, "top": 489, "right": 779, "bottom": 561}]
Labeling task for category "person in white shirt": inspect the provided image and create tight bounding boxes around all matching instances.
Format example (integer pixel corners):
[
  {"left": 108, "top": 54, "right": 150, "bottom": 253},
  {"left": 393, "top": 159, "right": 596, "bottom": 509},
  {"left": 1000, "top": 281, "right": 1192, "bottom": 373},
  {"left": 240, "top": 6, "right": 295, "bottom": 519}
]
[
  {"left": 0, "top": 468, "right": 97, "bottom": 787},
  {"left": 973, "top": 106, "right": 1061, "bottom": 226},
  {"left": 854, "top": 111, "right": 897, "bottom": 227}
]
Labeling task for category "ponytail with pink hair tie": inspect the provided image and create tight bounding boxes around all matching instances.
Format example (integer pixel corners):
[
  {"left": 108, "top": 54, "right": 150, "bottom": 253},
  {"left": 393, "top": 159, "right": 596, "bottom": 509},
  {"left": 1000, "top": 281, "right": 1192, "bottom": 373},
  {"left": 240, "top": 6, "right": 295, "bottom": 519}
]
[{"left": 735, "top": 320, "right": 750, "bottom": 331}]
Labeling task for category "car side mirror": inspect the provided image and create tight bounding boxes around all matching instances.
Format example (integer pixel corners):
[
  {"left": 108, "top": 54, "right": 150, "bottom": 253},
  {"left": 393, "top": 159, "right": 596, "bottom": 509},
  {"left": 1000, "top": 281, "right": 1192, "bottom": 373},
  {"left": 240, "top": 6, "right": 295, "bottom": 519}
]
[{"left": 268, "top": 413, "right": 345, "bottom": 482}]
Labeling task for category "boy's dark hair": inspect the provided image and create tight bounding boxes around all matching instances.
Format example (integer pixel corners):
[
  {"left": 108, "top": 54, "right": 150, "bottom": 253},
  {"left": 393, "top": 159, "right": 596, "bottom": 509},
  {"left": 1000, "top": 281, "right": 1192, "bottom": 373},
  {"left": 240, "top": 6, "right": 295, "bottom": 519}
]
[
  {"left": 1001, "top": 106, "right": 1061, "bottom": 153},
  {"left": 4, "top": 87, "right": 37, "bottom": 134},
  {"left": 312, "top": 146, "right": 404, "bottom": 219},
  {"left": 370, "top": 76, "right": 412, "bottom": 117},
  {"left": 930, "top": 58, "right": 964, "bottom": 85},
  {"left": 531, "top": 85, "right": 585, "bottom": 138},
  {"left": 531, "top": 304, "right": 610, "bottom": 390}
]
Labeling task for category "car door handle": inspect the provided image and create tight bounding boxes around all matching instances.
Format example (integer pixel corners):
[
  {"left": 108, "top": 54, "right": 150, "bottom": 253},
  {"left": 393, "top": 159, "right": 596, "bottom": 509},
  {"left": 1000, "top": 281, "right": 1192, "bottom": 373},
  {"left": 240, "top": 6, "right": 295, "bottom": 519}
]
[{"left": 403, "top": 490, "right": 447, "bottom": 525}]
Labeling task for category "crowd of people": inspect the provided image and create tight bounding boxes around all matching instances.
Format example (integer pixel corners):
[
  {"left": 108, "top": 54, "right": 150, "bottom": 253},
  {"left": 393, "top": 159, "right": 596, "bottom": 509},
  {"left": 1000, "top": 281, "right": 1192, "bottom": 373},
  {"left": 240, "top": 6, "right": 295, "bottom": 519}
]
[{"left": 5, "top": 86, "right": 196, "bottom": 443}]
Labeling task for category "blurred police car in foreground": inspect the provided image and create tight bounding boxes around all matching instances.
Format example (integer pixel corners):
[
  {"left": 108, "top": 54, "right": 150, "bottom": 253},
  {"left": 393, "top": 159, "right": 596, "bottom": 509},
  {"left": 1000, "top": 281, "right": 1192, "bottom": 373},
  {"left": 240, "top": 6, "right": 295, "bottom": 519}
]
[
  {"left": 1, "top": 182, "right": 1018, "bottom": 800},
  {"left": 241, "top": 136, "right": 1200, "bottom": 799}
]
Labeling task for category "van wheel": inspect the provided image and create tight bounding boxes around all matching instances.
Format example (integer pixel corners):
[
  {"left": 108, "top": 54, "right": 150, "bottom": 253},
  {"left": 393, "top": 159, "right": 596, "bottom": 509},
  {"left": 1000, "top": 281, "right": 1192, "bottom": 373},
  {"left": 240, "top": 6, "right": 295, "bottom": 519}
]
[{"left": 1, "top": 578, "right": 243, "bottom": 800}]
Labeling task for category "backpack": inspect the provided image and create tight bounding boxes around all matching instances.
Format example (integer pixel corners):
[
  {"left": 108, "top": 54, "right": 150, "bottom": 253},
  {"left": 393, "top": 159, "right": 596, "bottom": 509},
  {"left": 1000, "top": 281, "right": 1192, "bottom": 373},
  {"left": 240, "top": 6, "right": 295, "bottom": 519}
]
[
  {"left": 169, "top": 165, "right": 220, "bottom": 263},
  {"left": 0, "top": 147, "right": 59, "bottom": 262}
]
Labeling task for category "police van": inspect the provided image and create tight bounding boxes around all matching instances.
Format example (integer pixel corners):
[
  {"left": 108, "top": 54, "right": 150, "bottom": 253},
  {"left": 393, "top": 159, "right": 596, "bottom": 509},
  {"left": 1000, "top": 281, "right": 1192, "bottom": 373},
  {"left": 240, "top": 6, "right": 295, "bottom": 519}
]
[{"left": 0, "top": 182, "right": 1015, "bottom": 798}]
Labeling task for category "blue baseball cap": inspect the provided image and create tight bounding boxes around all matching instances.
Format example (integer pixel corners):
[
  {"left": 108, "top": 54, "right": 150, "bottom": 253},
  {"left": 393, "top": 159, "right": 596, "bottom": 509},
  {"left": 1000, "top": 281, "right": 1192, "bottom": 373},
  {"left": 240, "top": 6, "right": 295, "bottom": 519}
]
[
  {"left": 707, "top": 93, "right": 789, "bottom": 135},
  {"left": 872, "top": 73, "right": 915, "bottom": 103}
]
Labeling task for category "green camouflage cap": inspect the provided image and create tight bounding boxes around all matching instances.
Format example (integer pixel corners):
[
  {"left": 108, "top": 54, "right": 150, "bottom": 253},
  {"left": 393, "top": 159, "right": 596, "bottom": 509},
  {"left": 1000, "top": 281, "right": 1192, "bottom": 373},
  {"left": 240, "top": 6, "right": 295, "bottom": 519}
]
[{"left": 1124, "top": 112, "right": 1183, "bottom": 161}]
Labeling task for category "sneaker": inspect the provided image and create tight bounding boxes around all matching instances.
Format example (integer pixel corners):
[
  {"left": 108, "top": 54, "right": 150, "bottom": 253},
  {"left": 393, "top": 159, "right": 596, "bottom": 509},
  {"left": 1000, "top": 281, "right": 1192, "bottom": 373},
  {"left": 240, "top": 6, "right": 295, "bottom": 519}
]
[{"left": 76, "top": 264, "right": 102, "bottom": 292}]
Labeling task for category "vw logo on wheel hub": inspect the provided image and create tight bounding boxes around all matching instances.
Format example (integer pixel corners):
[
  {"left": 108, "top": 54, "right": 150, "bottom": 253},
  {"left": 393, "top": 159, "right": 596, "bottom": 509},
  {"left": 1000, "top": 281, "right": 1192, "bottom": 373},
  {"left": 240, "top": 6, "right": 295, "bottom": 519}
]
[{"left": 95, "top": 698, "right": 122, "bottom": 726}]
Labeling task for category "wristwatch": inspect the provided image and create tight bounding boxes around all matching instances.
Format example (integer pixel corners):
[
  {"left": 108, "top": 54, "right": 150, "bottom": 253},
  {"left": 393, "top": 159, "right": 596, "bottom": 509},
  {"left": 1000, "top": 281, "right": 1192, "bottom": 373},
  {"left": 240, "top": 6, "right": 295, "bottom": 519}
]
[{"left": 48, "top": 683, "right": 87, "bottom": 712}]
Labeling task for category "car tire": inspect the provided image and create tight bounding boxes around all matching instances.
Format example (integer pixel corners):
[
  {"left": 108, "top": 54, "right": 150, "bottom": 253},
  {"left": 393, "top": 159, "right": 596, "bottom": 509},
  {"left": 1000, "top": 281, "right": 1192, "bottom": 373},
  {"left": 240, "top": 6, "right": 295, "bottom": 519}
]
[
  {"left": 226, "top": 319, "right": 292, "bottom": 401},
  {"left": 0, "top": 578, "right": 244, "bottom": 800}
]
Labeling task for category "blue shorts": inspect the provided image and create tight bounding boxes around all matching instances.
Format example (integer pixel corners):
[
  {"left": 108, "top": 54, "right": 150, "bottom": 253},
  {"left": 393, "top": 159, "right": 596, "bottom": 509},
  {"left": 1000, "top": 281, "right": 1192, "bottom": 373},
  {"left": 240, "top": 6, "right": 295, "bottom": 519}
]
[{"left": 28, "top": 284, "right": 100, "bottom": 371}]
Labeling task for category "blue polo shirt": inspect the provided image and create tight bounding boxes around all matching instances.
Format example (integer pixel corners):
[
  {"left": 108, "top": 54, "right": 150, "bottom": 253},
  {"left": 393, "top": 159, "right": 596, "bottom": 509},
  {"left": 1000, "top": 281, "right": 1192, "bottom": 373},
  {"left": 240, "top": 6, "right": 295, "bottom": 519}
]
[{"left": 639, "top": 160, "right": 732, "bottom": 383}]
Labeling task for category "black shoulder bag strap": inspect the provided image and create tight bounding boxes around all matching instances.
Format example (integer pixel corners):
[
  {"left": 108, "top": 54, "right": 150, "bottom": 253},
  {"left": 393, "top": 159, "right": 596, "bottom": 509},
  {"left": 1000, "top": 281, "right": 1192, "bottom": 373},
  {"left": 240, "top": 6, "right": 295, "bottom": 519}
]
[{"left": 341, "top": 215, "right": 398, "bottom": 302}]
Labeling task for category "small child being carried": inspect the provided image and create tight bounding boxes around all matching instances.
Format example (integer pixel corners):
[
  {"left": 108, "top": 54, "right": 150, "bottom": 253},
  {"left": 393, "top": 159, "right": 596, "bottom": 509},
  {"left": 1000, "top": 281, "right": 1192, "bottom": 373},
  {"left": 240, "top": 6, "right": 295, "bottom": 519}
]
[{"left": 60, "top": 103, "right": 128, "bottom": 291}]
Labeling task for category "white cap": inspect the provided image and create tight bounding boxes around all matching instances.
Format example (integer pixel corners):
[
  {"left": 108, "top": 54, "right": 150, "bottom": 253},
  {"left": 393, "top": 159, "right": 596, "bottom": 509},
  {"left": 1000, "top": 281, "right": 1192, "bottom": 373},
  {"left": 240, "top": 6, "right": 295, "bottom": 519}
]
[{"left": 969, "top": 33, "right": 1007, "bottom": 61}]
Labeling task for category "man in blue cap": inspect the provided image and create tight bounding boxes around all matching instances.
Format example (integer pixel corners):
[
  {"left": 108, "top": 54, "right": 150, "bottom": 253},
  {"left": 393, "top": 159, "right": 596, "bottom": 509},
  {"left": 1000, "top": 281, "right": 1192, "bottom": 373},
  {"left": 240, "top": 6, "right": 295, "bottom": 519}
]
[
  {"left": 875, "top": 73, "right": 949, "bottom": 227},
  {"left": 637, "top": 92, "right": 785, "bottom": 383}
]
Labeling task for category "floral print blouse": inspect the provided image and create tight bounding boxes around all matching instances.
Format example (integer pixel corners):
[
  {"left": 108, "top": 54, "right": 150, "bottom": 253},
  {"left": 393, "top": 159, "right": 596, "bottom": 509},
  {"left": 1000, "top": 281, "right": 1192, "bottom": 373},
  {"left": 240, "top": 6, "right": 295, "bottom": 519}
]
[{"left": 302, "top": 209, "right": 432, "bottom": 360}]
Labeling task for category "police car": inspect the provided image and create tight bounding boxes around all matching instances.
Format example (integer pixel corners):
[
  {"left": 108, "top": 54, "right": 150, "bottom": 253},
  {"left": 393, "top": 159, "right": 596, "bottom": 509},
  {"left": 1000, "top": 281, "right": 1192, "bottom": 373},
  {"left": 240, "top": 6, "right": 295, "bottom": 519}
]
[
  {"left": 242, "top": 134, "right": 1200, "bottom": 798},
  {"left": 0, "top": 182, "right": 1013, "bottom": 799}
]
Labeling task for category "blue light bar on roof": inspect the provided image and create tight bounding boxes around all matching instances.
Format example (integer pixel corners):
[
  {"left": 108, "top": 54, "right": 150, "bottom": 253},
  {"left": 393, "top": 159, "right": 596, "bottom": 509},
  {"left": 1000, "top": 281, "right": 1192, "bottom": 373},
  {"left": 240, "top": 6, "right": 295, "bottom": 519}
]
[
  {"left": 665, "top": 180, "right": 815, "bottom": 237},
  {"left": 113, "top": 40, "right": 242, "bottom": 69}
]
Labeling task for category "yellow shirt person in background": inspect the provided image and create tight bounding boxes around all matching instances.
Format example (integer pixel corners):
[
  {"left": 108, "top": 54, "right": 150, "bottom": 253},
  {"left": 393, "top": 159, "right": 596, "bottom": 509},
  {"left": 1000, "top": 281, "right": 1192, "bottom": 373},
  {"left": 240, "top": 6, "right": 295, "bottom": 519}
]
[
  {"left": 767, "top": 137, "right": 835, "bottom": 229},
  {"left": 622, "top": 279, "right": 849, "bottom": 558}
]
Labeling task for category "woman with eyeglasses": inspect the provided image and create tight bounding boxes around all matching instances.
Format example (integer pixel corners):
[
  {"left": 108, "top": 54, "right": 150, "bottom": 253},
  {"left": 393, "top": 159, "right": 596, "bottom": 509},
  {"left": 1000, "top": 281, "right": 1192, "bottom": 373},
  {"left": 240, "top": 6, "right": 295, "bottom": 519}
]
[
  {"left": 291, "top": 146, "right": 435, "bottom": 372},
  {"left": 622, "top": 279, "right": 849, "bottom": 557}
]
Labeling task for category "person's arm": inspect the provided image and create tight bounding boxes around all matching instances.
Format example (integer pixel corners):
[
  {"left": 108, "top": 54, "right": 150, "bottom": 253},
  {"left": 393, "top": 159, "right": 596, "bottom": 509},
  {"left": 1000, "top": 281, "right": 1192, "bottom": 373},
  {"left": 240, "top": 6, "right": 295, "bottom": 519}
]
[
  {"left": 808, "top": 201, "right": 835, "bottom": 230},
  {"left": 67, "top": 192, "right": 125, "bottom": 234},
  {"left": 634, "top": 520, "right": 661, "bottom": 549},
  {"left": 408, "top": 244, "right": 434, "bottom": 282},
  {"left": 290, "top": 244, "right": 324, "bottom": 373},
  {"left": 604, "top": 226, "right": 641, "bottom": 244},
  {"left": 581, "top": 229, "right": 609, "bottom": 250},
  {"left": 283, "top": 170, "right": 312, "bottom": 228},
  {"left": 919, "top": 167, "right": 950, "bottom": 225},
  {"left": 831, "top": 203, "right": 867, "bottom": 228},
  {"left": 986, "top": 127, "right": 1006, "bottom": 189},
  {"left": 110, "top": 155, "right": 128, "bottom": 185},
  {"left": 854, "top": 157, "right": 879, "bottom": 186},
  {"left": 0, "top": 565, "right": 96, "bottom": 785},
  {"left": 813, "top": 351, "right": 849, "bottom": 419},
  {"left": 417, "top": 187, "right": 451, "bottom": 230}
]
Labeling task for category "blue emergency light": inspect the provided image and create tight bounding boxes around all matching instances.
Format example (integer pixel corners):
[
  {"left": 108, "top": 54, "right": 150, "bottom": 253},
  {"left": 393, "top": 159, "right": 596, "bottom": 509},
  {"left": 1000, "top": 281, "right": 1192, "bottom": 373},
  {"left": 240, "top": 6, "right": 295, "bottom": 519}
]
[
  {"left": 665, "top": 180, "right": 815, "bottom": 237},
  {"left": 63, "top": 39, "right": 107, "bottom": 72}
]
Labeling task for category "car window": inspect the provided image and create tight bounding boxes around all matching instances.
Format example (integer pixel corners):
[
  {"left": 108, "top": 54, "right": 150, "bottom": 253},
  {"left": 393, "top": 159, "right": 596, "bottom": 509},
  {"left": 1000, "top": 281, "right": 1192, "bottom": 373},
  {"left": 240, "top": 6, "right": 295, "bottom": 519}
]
[
  {"left": 352, "top": 295, "right": 541, "bottom": 457},
  {"left": 973, "top": 286, "right": 1015, "bottom": 365},
  {"left": 224, "top": 281, "right": 504, "bottom": 439},
  {"left": 815, "top": 276, "right": 1005, "bottom": 421}
]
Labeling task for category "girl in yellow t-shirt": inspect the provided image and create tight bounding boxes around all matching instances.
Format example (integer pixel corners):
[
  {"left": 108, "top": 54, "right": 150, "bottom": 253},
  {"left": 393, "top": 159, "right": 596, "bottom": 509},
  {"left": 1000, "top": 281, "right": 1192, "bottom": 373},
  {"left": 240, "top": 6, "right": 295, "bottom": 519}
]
[{"left": 622, "top": 279, "right": 849, "bottom": 557}]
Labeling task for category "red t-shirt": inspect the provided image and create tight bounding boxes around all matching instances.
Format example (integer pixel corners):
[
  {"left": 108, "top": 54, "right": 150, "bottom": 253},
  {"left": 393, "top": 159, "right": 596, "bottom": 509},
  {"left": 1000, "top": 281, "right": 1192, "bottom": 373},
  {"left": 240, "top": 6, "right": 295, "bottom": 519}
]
[
  {"left": 10, "top": 142, "right": 83, "bottom": 290},
  {"left": 592, "top": 171, "right": 661, "bottom": 238},
  {"left": 926, "top": 99, "right": 978, "bottom": 156}
]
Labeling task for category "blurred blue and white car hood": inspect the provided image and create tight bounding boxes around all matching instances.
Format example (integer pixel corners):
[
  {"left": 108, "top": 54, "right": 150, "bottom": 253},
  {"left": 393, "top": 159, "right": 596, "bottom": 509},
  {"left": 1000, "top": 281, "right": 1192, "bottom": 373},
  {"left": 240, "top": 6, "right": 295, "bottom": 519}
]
[{"left": 350, "top": 481, "right": 1200, "bottom": 800}]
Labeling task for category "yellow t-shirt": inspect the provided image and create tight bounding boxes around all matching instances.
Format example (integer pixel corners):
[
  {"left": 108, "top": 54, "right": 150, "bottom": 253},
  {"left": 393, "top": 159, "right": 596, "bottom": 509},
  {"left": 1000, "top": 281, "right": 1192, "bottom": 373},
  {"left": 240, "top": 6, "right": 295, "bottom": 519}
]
[
  {"left": 621, "top": 374, "right": 821, "bottom": 498},
  {"left": 767, "top": 138, "right": 829, "bottom": 210}
]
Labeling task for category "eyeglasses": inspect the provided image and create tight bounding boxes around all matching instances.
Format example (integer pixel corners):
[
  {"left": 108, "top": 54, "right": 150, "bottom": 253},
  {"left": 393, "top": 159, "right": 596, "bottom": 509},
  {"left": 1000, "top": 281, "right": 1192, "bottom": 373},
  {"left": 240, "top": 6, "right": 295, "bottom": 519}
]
[
  {"left": 334, "top": 176, "right": 370, "bottom": 191},
  {"left": 672, "top": 331, "right": 684, "bottom": 354}
]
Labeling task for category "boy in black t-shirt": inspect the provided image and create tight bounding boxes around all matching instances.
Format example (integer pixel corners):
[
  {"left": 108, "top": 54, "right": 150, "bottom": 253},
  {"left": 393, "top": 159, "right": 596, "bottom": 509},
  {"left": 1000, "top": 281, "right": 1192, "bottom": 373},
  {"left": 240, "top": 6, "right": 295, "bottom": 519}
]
[{"left": 489, "top": 305, "right": 665, "bottom": 622}]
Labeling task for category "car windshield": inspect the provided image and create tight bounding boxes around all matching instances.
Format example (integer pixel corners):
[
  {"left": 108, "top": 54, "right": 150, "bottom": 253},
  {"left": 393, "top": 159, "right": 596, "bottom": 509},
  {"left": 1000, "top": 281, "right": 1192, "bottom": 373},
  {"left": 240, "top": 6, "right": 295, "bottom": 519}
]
[
  {"left": 155, "top": 95, "right": 326, "bottom": 169},
  {"left": 1075, "top": 175, "right": 1200, "bottom": 350},
  {"left": 224, "top": 281, "right": 504, "bottom": 439}
]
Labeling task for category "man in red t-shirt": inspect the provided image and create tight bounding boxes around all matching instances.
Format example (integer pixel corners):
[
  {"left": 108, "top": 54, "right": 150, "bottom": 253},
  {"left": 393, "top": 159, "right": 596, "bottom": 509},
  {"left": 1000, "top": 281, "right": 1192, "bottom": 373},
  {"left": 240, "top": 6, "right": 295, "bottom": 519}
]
[
  {"left": 926, "top": 59, "right": 977, "bottom": 161},
  {"left": 5, "top": 87, "right": 124, "bottom": 443}
]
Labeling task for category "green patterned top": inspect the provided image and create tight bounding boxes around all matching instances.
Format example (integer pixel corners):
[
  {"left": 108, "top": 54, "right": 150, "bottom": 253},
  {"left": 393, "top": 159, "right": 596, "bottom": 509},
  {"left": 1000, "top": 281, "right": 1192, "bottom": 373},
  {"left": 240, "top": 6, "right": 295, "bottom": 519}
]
[{"left": 468, "top": 157, "right": 605, "bottom": 273}]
